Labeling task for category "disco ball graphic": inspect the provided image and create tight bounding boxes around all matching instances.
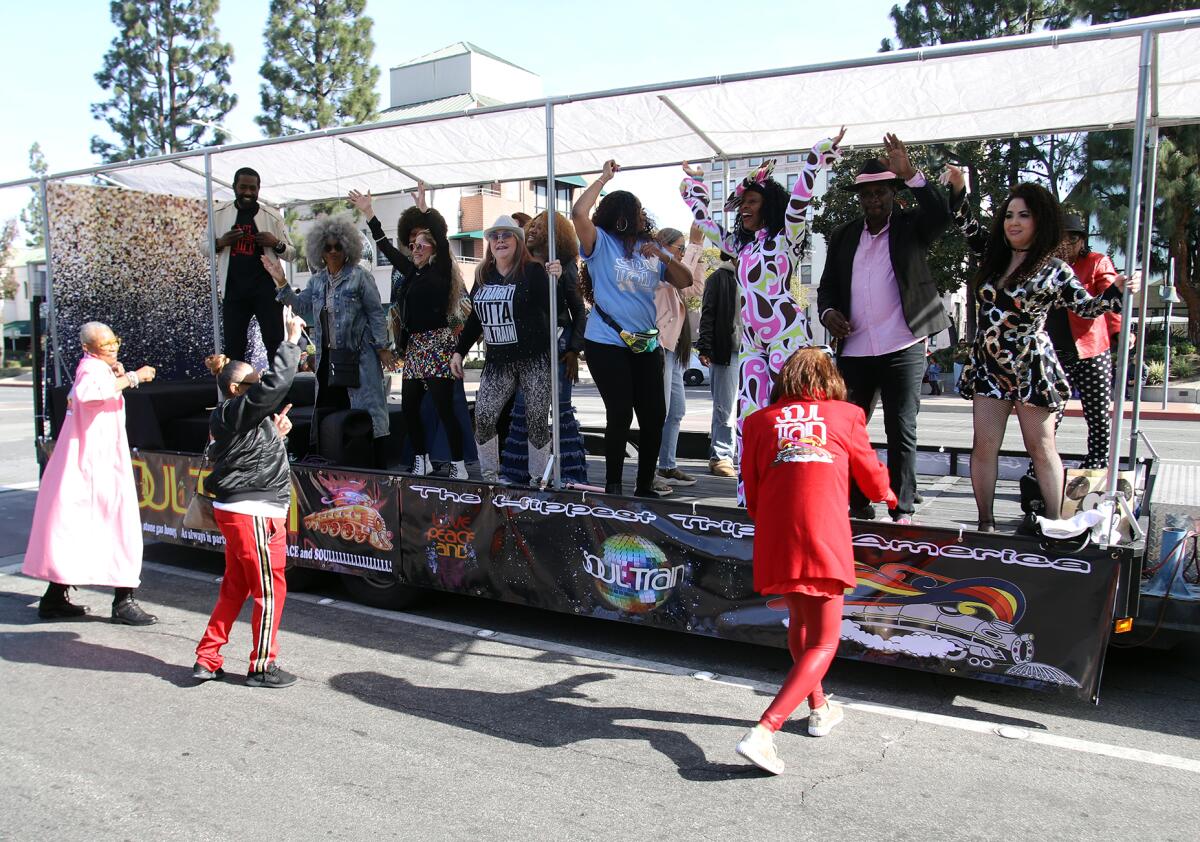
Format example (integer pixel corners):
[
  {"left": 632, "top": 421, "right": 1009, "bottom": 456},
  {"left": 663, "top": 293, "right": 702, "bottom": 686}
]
[{"left": 586, "top": 533, "right": 678, "bottom": 614}]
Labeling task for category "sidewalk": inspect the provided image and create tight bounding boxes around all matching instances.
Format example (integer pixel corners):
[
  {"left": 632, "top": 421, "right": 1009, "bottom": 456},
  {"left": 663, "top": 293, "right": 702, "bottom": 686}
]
[{"left": 0, "top": 371, "right": 33, "bottom": 388}]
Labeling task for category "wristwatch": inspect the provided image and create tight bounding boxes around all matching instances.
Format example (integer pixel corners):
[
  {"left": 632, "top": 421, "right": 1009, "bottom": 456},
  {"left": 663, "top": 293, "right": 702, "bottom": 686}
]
[{"left": 273, "top": 241, "right": 286, "bottom": 255}]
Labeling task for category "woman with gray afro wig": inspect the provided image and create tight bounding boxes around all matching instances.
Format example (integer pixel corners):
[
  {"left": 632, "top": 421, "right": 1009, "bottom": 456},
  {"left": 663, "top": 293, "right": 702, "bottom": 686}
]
[{"left": 274, "top": 212, "right": 396, "bottom": 467}]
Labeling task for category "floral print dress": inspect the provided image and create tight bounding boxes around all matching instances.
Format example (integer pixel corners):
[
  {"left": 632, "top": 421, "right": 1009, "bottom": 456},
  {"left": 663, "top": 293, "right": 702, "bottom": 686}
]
[{"left": 955, "top": 202, "right": 1124, "bottom": 409}]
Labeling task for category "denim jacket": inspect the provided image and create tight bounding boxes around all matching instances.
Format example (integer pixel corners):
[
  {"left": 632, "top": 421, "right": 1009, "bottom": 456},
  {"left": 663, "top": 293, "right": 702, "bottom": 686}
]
[{"left": 277, "top": 264, "right": 390, "bottom": 438}]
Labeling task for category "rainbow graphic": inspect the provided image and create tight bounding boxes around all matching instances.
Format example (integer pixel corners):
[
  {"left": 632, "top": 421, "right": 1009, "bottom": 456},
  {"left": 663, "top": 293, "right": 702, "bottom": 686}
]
[{"left": 848, "top": 562, "right": 1025, "bottom": 624}]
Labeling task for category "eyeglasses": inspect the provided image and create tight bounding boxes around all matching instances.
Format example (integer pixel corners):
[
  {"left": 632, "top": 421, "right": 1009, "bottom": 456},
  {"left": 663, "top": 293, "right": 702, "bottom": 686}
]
[
  {"left": 98, "top": 337, "right": 122, "bottom": 351},
  {"left": 408, "top": 238, "right": 433, "bottom": 250},
  {"left": 323, "top": 242, "right": 344, "bottom": 253},
  {"left": 486, "top": 231, "right": 515, "bottom": 242}
]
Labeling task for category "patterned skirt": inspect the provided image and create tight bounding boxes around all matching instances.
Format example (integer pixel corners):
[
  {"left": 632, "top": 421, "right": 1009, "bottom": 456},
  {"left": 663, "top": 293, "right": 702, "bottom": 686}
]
[{"left": 403, "top": 327, "right": 456, "bottom": 380}]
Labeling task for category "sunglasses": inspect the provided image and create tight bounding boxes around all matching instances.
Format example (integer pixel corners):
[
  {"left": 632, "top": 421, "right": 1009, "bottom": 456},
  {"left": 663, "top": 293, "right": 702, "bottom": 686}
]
[
  {"left": 486, "top": 231, "right": 515, "bottom": 242},
  {"left": 323, "top": 242, "right": 344, "bottom": 253},
  {"left": 408, "top": 238, "right": 434, "bottom": 250}
]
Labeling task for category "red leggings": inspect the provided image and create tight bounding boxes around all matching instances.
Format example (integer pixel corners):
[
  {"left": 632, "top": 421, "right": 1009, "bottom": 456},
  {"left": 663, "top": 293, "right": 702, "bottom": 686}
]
[{"left": 759, "top": 592, "right": 844, "bottom": 732}]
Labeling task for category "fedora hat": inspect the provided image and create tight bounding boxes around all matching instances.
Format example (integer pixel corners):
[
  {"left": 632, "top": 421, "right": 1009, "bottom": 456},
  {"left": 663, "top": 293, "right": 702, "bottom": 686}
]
[{"left": 843, "top": 159, "right": 906, "bottom": 192}]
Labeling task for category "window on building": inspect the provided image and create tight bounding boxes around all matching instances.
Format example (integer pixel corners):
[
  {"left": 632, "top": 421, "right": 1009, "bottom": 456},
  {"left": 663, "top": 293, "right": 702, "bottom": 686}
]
[
  {"left": 360, "top": 229, "right": 383, "bottom": 268},
  {"left": 787, "top": 173, "right": 799, "bottom": 192},
  {"left": 712, "top": 180, "right": 725, "bottom": 201},
  {"left": 534, "top": 182, "right": 547, "bottom": 213},
  {"left": 786, "top": 153, "right": 800, "bottom": 163},
  {"left": 749, "top": 157, "right": 762, "bottom": 167},
  {"left": 800, "top": 264, "right": 813, "bottom": 285},
  {"left": 730, "top": 159, "right": 742, "bottom": 169},
  {"left": 711, "top": 160, "right": 724, "bottom": 171}
]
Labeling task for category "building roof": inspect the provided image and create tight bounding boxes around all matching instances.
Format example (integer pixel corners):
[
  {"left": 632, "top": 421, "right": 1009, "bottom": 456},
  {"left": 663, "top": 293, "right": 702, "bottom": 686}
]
[
  {"left": 391, "top": 41, "right": 533, "bottom": 74},
  {"left": 380, "top": 92, "right": 506, "bottom": 119}
]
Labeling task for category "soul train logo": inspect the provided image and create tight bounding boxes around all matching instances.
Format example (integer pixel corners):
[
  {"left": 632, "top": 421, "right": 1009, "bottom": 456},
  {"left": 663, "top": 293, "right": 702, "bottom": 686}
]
[{"left": 582, "top": 534, "right": 686, "bottom": 614}]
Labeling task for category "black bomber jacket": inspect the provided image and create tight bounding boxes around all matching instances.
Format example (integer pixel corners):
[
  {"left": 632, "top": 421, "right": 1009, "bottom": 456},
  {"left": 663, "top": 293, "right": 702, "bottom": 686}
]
[{"left": 207, "top": 342, "right": 300, "bottom": 509}]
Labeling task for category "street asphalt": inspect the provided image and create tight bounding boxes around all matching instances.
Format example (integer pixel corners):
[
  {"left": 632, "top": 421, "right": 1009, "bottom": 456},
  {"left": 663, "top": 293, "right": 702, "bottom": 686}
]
[{"left": 1, "top": 387, "right": 1198, "bottom": 841}]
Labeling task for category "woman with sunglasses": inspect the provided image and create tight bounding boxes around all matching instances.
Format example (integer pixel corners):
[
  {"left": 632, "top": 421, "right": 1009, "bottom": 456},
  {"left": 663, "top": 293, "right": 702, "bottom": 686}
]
[
  {"left": 572, "top": 160, "right": 695, "bottom": 498},
  {"left": 274, "top": 214, "right": 394, "bottom": 467},
  {"left": 450, "top": 216, "right": 560, "bottom": 484},
  {"left": 24, "top": 321, "right": 159, "bottom": 624},
  {"left": 350, "top": 185, "right": 469, "bottom": 479}
]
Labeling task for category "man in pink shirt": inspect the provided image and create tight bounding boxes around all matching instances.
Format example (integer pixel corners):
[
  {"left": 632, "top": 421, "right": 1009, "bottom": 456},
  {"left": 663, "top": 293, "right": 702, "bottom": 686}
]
[{"left": 817, "top": 135, "right": 960, "bottom": 524}]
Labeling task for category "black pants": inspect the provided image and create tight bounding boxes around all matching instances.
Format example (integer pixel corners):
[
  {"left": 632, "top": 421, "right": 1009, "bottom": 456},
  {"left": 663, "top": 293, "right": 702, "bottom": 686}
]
[
  {"left": 401, "top": 377, "right": 464, "bottom": 461},
  {"left": 838, "top": 343, "right": 925, "bottom": 516},
  {"left": 223, "top": 290, "right": 283, "bottom": 366},
  {"left": 585, "top": 339, "right": 666, "bottom": 492}
]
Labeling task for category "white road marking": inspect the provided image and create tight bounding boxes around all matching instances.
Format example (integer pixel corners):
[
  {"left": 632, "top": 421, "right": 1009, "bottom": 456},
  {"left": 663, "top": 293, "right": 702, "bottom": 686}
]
[{"left": 3, "top": 557, "right": 1197, "bottom": 775}]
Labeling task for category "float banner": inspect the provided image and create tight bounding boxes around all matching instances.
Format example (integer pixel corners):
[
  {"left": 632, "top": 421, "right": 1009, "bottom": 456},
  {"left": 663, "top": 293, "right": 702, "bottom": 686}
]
[
  {"left": 398, "top": 481, "right": 1119, "bottom": 701},
  {"left": 133, "top": 452, "right": 1119, "bottom": 700},
  {"left": 132, "top": 451, "right": 399, "bottom": 575}
]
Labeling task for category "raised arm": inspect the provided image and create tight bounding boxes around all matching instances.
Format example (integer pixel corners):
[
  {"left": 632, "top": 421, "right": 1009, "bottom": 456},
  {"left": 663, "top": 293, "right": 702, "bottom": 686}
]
[
  {"left": 572, "top": 160, "right": 618, "bottom": 257},
  {"left": 781, "top": 128, "right": 845, "bottom": 258},
  {"left": 679, "top": 162, "right": 737, "bottom": 254},
  {"left": 943, "top": 165, "right": 988, "bottom": 258},
  {"left": 1058, "top": 264, "right": 1140, "bottom": 320},
  {"left": 349, "top": 189, "right": 415, "bottom": 276}
]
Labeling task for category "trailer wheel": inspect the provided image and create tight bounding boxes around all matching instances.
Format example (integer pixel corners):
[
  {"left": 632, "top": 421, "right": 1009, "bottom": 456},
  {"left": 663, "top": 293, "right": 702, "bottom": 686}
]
[{"left": 341, "top": 572, "right": 422, "bottom": 610}]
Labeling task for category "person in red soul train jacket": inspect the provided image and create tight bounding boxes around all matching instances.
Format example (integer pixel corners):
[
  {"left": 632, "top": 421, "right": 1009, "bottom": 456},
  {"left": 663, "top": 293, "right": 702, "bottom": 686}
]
[{"left": 735, "top": 348, "right": 896, "bottom": 775}]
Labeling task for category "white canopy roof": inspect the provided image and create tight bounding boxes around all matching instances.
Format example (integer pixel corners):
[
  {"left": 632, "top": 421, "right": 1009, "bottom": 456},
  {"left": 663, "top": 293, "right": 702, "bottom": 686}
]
[{"left": 10, "top": 10, "right": 1200, "bottom": 205}]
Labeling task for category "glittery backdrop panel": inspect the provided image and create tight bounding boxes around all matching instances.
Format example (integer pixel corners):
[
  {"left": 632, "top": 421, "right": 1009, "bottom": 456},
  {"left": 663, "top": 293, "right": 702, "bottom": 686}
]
[{"left": 47, "top": 182, "right": 214, "bottom": 381}]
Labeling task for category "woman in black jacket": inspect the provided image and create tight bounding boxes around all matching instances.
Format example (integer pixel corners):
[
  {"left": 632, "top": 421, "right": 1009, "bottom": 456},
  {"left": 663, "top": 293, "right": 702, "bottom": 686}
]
[
  {"left": 349, "top": 185, "right": 468, "bottom": 480},
  {"left": 451, "top": 215, "right": 561, "bottom": 484},
  {"left": 500, "top": 210, "right": 590, "bottom": 486}
]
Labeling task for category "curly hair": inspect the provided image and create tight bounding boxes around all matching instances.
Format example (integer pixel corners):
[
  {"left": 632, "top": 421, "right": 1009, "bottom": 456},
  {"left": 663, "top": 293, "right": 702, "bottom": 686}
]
[
  {"left": 526, "top": 210, "right": 579, "bottom": 265},
  {"left": 973, "top": 182, "right": 1064, "bottom": 292},
  {"left": 591, "top": 189, "right": 653, "bottom": 256},
  {"left": 731, "top": 179, "right": 800, "bottom": 254},
  {"left": 394, "top": 205, "right": 466, "bottom": 323},
  {"left": 305, "top": 213, "right": 363, "bottom": 271}
]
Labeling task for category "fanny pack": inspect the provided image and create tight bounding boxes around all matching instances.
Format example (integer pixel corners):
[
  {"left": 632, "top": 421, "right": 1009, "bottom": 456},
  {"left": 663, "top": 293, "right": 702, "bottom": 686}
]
[{"left": 593, "top": 303, "right": 659, "bottom": 353}]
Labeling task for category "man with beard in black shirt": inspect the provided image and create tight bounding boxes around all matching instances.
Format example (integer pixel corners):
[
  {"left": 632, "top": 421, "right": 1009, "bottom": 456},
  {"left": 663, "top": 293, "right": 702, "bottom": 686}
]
[{"left": 212, "top": 167, "right": 295, "bottom": 366}]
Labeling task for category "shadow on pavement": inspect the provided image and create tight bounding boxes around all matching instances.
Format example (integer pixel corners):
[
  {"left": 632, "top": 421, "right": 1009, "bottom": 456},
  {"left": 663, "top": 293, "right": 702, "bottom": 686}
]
[
  {"left": 0, "top": 624, "right": 201, "bottom": 689},
  {"left": 329, "top": 669, "right": 768, "bottom": 781}
]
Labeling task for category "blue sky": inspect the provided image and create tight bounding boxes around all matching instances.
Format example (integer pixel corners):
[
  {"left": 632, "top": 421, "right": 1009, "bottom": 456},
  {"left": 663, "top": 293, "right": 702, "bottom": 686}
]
[{"left": 0, "top": 0, "right": 902, "bottom": 235}]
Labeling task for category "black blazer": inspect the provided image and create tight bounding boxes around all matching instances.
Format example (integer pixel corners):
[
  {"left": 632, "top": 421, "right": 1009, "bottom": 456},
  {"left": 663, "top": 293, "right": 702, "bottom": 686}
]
[{"left": 817, "top": 181, "right": 960, "bottom": 346}]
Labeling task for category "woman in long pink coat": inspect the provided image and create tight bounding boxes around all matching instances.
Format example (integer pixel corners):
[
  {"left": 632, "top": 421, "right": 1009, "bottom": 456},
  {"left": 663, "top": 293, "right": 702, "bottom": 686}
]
[{"left": 23, "top": 321, "right": 159, "bottom": 624}]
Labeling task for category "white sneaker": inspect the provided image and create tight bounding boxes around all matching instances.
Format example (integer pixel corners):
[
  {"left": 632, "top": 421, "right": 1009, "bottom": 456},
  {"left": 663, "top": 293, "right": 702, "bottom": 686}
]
[
  {"left": 807, "top": 701, "right": 844, "bottom": 737},
  {"left": 735, "top": 724, "right": 784, "bottom": 775},
  {"left": 448, "top": 460, "right": 468, "bottom": 481},
  {"left": 411, "top": 454, "right": 431, "bottom": 476}
]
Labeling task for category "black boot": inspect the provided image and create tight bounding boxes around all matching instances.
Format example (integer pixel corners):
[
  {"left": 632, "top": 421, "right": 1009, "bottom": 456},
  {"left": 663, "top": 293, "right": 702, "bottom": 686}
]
[
  {"left": 112, "top": 589, "right": 157, "bottom": 626},
  {"left": 38, "top": 583, "right": 88, "bottom": 620}
]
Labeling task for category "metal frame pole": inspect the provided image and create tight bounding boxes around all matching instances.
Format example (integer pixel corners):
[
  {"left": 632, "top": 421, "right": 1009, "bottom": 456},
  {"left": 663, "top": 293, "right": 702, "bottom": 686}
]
[
  {"left": 37, "top": 178, "right": 62, "bottom": 387},
  {"left": 1162, "top": 260, "right": 1175, "bottom": 411},
  {"left": 1127, "top": 114, "right": 1159, "bottom": 466},
  {"left": 203, "top": 152, "right": 222, "bottom": 354},
  {"left": 544, "top": 101, "right": 562, "bottom": 489},
  {"left": 1105, "top": 30, "right": 1154, "bottom": 500}
]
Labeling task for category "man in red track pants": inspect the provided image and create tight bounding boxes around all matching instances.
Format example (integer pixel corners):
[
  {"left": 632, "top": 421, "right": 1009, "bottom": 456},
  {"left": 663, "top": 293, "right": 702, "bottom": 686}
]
[{"left": 194, "top": 293, "right": 303, "bottom": 688}]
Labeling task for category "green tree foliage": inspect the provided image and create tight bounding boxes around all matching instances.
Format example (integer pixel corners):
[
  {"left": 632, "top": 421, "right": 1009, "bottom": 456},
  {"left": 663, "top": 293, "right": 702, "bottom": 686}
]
[
  {"left": 256, "top": 0, "right": 380, "bottom": 137},
  {"left": 19, "top": 143, "right": 47, "bottom": 248},
  {"left": 90, "top": 0, "right": 236, "bottom": 162}
]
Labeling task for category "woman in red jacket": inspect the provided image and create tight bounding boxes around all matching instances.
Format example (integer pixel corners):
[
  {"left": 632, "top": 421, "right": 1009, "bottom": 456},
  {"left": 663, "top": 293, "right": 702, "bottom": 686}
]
[{"left": 735, "top": 348, "right": 895, "bottom": 775}]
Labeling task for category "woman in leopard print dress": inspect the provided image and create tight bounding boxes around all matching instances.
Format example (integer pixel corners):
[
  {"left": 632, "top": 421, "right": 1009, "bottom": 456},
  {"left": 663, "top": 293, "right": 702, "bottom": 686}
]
[{"left": 945, "top": 171, "right": 1139, "bottom": 530}]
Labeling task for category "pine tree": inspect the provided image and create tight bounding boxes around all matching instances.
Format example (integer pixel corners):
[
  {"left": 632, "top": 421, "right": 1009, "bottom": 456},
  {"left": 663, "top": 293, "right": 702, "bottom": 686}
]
[
  {"left": 19, "top": 143, "right": 48, "bottom": 249},
  {"left": 90, "top": 0, "right": 236, "bottom": 162},
  {"left": 0, "top": 219, "right": 19, "bottom": 369},
  {"left": 256, "top": 0, "right": 380, "bottom": 137}
]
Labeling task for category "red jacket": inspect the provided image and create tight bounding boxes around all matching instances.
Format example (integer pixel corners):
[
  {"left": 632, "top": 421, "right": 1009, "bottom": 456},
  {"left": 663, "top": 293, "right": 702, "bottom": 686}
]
[
  {"left": 1068, "top": 252, "right": 1122, "bottom": 359},
  {"left": 743, "top": 398, "right": 892, "bottom": 595}
]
